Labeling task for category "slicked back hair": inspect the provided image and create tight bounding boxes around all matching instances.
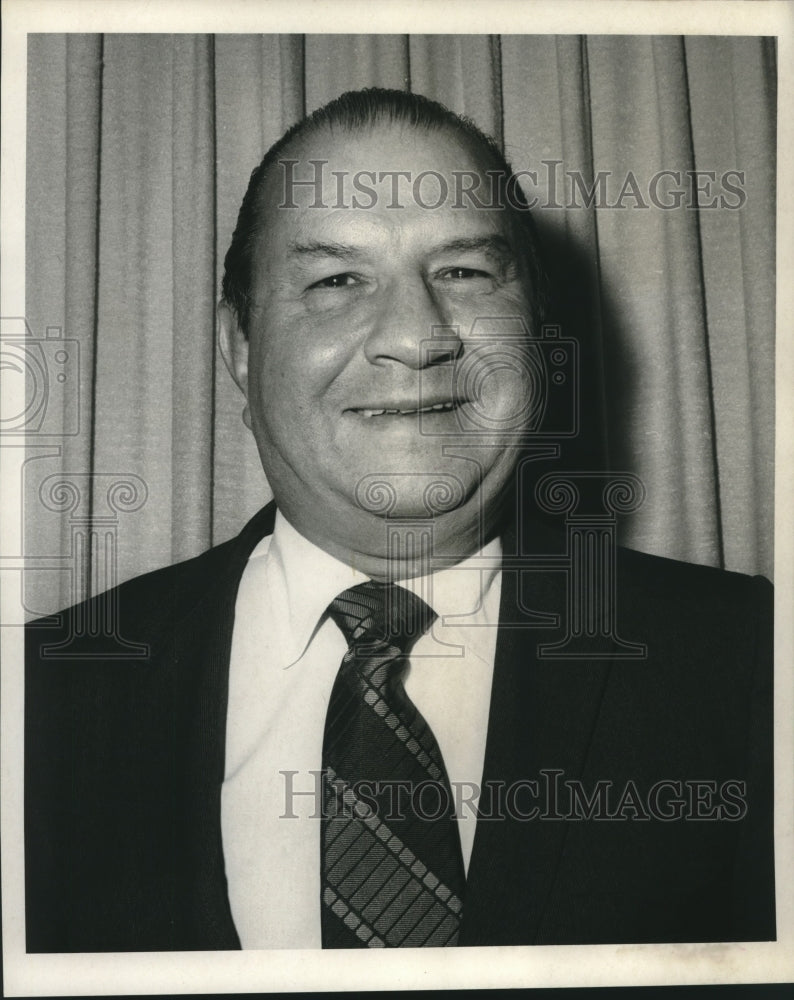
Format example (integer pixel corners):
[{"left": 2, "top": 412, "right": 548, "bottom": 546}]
[{"left": 220, "top": 87, "right": 547, "bottom": 337}]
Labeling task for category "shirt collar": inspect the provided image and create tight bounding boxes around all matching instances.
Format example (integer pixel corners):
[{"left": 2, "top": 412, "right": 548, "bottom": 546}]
[
  {"left": 399, "top": 537, "right": 502, "bottom": 623},
  {"left": 257, "top": 510, "right": 368, "bottom": 668},
  {"left": 257, "top": 509, "right": 502, "bottom": 667}
]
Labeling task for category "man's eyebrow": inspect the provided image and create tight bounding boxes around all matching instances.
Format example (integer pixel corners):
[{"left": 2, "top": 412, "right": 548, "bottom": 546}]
[
  {"left": 286, "top": 240, "right": 361, "bottom": 260},
  {"left": 285, "top": 235, "right": 518, "bottom": 265},
  {"left": 429, "top": 235, "right": 516, "bottom": 258}
]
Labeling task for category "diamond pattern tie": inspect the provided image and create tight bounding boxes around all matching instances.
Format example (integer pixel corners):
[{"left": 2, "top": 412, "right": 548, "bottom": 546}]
[{"left": 321, "top": 581, "right": 465, "bottom": 948}]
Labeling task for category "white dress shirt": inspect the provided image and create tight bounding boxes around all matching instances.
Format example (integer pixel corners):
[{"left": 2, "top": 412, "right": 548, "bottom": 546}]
[{"left": 221, "top": 511, "right": 502, "bottom": 949}]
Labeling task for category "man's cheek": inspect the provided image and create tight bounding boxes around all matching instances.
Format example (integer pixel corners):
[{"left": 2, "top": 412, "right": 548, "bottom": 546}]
[{"left": 480, "top": 367, "right": 530, "bottom": 411}]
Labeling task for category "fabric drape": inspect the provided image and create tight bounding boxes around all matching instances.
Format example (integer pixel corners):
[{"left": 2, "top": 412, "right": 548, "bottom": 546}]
[{"left": 24, "top": 34, "right": 776, "bottom": 615}]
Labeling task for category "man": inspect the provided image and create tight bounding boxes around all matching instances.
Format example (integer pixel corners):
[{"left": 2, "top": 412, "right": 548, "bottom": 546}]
[{"left": 25, "top": 88, "right": 775, "bottom": 951}]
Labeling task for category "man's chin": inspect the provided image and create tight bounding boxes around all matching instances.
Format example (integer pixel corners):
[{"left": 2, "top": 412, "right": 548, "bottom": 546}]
[{"left": 345, "top": 463, "right": 479, "bottom": 521}]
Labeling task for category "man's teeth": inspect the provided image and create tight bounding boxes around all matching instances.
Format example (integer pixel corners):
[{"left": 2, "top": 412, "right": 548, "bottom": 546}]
[{"left": 359, "top": 402, "right": 456, "bottom": 418}]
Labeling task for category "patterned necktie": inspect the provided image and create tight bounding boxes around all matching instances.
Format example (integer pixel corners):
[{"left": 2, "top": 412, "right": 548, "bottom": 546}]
[{"left": 321, "top": 581, "right": 465, "bottom": 948}]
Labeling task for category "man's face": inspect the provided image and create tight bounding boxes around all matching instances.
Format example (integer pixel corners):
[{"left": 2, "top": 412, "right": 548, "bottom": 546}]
[{"left": 221, "top": 122, "right": 536, "bottom": 567}]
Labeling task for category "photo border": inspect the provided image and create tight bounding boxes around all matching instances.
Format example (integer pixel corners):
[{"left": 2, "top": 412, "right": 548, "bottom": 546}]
[{"left": 2, "top": 0, "right": 792, "bottom": 995}]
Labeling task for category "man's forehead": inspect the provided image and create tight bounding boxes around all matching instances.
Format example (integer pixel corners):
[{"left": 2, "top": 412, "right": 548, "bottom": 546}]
[
  {"left": 257, "top": 120, "right": 513, "bottom": 244},
  {"left": 279, "top": 118, "right": 493, "bottom": 174}
]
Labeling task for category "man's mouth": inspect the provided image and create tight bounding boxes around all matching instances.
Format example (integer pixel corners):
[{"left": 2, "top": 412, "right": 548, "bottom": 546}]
[{"left": 351, "top": 401, "right": 460, "bottom": 418}]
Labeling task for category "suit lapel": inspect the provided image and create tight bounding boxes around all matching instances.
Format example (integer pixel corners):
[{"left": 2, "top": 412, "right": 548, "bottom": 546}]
[{"left": 459, "top": 520, "right": 613, "bottom": 946}]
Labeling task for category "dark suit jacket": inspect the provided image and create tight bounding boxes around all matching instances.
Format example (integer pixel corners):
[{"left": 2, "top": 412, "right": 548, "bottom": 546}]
[{"left": 25, "top": 502, "right": 775, "bottom": 951}]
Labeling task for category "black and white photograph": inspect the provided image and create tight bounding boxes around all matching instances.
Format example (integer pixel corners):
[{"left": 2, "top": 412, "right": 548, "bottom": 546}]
[{"left": 1, "top": 0, "right": 792, "bottom": 995}]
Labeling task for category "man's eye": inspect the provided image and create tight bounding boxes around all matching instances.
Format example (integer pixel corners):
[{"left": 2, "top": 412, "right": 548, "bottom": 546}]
[
  {"left": 439, "top": 267, "right": 491, "bottom": 280},
  {"left": 309, "top": 273, "right": 357, "bottom": 289}
]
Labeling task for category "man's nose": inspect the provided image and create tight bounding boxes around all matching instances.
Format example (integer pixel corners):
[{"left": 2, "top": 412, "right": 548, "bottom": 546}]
[{"left": 363, "top": 278, "right": 463, "bottom": 369}]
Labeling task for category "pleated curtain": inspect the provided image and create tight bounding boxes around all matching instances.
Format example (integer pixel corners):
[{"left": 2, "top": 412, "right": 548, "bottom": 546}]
[{"left": 24, "top": 34, "right": 776, "bottom": 616}]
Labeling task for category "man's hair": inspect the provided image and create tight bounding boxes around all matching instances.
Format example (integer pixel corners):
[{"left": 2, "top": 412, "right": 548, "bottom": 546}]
[{"left": 221, "top": 87, "right": 547, "bottom": 336}]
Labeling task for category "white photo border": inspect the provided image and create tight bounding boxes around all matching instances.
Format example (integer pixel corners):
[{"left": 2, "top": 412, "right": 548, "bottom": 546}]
[{"left": 2, "top": 0, "right": 792, "bottom": 995}]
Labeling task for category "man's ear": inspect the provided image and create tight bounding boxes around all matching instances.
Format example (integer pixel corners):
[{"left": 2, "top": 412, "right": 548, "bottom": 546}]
[{"left": 218, "top": 301, "right": 252, "bottom": 430}]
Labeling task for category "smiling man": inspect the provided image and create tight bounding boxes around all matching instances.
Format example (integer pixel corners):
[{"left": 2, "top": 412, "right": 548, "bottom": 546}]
[
  {"left": 214, "top": 94, "right": 545, "bottom": 949},
  {"left": 218, "top": 100, "right": 541, "bottom": 573},
  {"left": 25, "top": 89, "right": 775, "bottom": 952}
]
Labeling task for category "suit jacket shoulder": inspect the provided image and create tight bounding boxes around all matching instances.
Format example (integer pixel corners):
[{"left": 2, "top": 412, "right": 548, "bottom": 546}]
[
  {"left": 25, "top": 503, "right": 277, "bottom": 952},
  {"left": 462, "top": 521, "right": 775, "bottom": 946}
]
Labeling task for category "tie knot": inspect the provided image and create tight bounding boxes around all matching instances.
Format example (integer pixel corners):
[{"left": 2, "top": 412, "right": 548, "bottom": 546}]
[{"left": 328, "top": 581, "right": 436, "bottom": 655}]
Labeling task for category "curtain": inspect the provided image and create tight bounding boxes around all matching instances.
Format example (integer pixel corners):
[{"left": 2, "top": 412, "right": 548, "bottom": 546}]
[{"left": 24, "top": 34, "right": 776, "bottom": 616}]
